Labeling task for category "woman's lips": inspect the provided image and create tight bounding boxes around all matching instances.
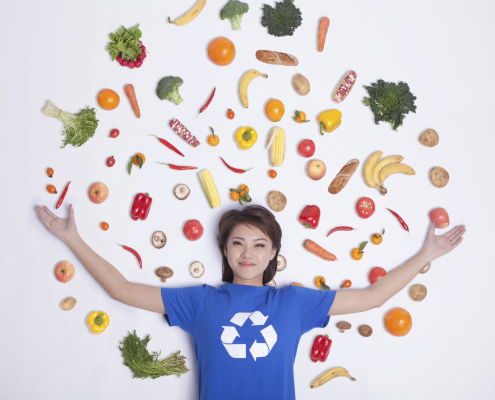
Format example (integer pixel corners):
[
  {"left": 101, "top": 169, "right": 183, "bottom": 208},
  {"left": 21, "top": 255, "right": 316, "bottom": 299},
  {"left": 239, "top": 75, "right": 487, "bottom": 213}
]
[{"left": 239, "top": 262, "right": 255, "bottom": 268}]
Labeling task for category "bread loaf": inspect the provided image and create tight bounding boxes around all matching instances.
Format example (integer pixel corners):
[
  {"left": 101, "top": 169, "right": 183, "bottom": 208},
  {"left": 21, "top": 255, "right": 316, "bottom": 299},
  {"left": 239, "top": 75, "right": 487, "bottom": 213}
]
[
  {"left": 255, "top": 50, "right": 298, "bottom": 66},
  {"left": 328, "top": 159, "right": 360, "bottom": 194}
]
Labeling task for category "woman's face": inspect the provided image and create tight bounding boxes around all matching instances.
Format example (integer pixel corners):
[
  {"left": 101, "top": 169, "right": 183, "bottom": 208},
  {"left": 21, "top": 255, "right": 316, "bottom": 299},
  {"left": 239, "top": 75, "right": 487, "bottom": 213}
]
[{"left": 224, "top": 223, "right": 277, "bottom": 286}]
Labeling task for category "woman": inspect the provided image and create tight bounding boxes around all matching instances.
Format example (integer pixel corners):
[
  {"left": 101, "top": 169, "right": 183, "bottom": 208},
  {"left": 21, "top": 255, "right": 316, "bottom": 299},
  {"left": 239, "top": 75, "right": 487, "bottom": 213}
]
[{"left": 36, "top": 203, "right": 465, "bottom": 399}]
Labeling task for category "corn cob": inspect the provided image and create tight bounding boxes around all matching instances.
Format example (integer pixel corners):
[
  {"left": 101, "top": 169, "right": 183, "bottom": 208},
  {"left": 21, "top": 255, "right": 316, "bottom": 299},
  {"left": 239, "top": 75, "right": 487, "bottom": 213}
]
[
  {"left": 169, "top": 118, "right": 201, "bottom": 147},
  {"left": 198, "top": 169, "right": 221, "bottom": 208},
  {"left": 266, "top": 127, "right": 285, "bottom": 167}
]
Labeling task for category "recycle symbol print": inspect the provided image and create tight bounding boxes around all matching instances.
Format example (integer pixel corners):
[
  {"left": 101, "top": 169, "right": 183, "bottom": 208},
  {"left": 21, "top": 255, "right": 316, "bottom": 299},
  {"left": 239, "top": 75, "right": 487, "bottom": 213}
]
[{"left": 221, "top": 311, "right": 277, "bottom": 361}]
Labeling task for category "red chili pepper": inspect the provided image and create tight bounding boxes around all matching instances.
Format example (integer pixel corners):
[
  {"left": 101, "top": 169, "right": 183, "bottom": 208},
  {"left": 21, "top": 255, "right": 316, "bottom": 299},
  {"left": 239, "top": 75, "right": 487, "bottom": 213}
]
[
  {"left": 326, "top": 226, "right": 356, "bottom": 237},
  {"left": 148, "top": 135, "right": 184, "bottom": 157},
  {"left": 197, "top": 87, "right": 216, "bottom": 117},
  {"left": 131, "top": 192, "right": 153, "bottom": 221},
  {"left": 299, "top": 205, "right": 321, "bottom": 229},
  {"left": 117, "top": 244, "right": 142, "bottom": 269},
  {"left": 55, "top": 181, "right": 71, "bottom": 209},
  {"left": 220, "top": 157, "right": 253, "bottom": 173},
  {"left": 156, "top": 162, "right": 198, "bottom": 170},
  {"left": 310, "top": 334, "right": 332, "bottom": 362},
  {"left": 386, "top": 208, "right": 409, "bottom": 233}
]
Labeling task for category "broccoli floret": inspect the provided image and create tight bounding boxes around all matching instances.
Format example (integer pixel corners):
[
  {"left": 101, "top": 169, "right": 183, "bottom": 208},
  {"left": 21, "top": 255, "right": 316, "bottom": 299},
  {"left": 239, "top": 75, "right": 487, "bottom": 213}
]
[
  {"left": 156, "top": 76, "right": 184, "bottom": 105},
  {"left": 261, "top": 0, "right": 302, "bottom": 37},
  {"left": 220, "top": 0, "right": 249, "bottom": 30}
]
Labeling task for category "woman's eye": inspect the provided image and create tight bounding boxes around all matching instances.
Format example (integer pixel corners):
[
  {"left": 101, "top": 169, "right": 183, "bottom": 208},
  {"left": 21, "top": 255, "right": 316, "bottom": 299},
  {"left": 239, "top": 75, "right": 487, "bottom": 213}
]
[
  {"left": 256, "top": 244, "right": 265, "bottom": 247},
  {"left": 233, "top": 241, "right": 242, "bottom": 245}
]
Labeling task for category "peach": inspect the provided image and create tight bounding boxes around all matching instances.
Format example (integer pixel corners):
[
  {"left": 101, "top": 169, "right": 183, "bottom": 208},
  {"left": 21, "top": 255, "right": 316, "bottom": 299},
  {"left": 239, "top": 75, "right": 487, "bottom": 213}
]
[
  {"left": 55, "top": 261, "right": 75, "bottom": 283},
  {"left": 89, "top": 182, "right": 109, "bottom": 204},
  {"left": 307, "top": 159, "right": 326, "bottom": 181},
  {"left": 429, "top": 207, "right": 450, "bottom": 228}
]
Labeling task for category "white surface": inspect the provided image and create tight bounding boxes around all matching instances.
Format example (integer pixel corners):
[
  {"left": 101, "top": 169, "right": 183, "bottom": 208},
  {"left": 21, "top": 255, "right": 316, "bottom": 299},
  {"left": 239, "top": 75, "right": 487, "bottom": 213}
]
[{"left": 1, "top": 0, "right": 494, "bottom": 399}]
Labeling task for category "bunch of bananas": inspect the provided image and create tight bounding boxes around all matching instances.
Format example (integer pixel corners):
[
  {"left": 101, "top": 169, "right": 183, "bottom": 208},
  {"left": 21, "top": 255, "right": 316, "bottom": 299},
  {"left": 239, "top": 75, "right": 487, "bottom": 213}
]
[
  {"left": 311, "top": 367, "right": 356, "bottom": 388},
  {"left": 363, "top": 151, "right": 415, "bottom": 195}
]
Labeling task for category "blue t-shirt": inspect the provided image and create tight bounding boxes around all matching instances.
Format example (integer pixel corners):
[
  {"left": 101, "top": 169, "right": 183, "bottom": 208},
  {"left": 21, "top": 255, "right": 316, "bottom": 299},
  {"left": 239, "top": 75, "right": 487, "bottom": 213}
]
[{"left": 161, "top": 282, "right": 336, "bottom": 400}]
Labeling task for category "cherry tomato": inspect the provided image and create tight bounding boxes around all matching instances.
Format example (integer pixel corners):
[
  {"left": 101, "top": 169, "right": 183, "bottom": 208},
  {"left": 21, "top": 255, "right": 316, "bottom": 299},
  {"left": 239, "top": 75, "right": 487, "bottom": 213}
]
[
  {"left": 351, "top": 248, "right": 363, "bottom": 260},
  {"left": 297, "top": 139, "right": 315, "bottom": 158},
  {"left": 356, "top": 197, "right": 375, "bottom": 219},
  {"left": 110, "top": 128, "right": 120, "bottom": 138},
  {"left": 47, "top": 185, "right": 57, "bottom": 194},
  {"left": 101, "top": 222, "right": 109, "bottom": 231},
  {"left": 369, "top": 267, "right": 387, "bottom": 284},
  {"left": 183, "top": 219, "right": 204, "bottom": 241},
  {"left": 269, "top": 169, "right": 277, "bottom": 178},
  {"left": 227, "top": 109, "right": 235, "bottom": 119},
  {"left": 230, "top": 191, "right": 240, "bottom": 201},
  {"left": 46, "top": 168, "right": 54, "bottom": 178},
  {"left": 106, "top": 156, "right": 115, "bottom": 167},
  {"left": 340, "top": 280, "right": 352, "bottom": 289},
  {"left": 371, "top": 233, "right": 382, "bottom": 245}
]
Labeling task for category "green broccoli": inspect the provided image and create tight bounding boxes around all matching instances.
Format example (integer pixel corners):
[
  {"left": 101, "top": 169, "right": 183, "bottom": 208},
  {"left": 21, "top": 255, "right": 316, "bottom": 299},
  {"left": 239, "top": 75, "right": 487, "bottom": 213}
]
[
  {"left": 156, "top": 76, "right": 184, "bottom": 105},
  {"left": 261, "top": 0, "right": 302, "bottom": 37},
  {"left": 363, "top": 79, "right": 417, "bottom": 131},
  {"left": 220, "top": 0, "right": 249, "bottom": 30}
]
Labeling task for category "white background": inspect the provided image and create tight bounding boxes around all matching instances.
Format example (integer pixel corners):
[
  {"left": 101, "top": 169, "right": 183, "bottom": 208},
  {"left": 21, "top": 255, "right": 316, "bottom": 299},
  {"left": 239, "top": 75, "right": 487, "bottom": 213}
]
[{"left": 1, "top": 0, "right": 494, "bottom": 398}]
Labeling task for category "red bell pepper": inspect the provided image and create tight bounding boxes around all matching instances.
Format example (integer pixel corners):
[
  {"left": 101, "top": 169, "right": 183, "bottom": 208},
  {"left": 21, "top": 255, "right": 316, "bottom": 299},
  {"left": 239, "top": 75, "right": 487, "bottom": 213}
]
[
  {"left": 310, "top": 334, "right": 332, "bottom": 362},
  {"left": 299, "top": 205, "right": 321, "bottom": 229},
  {"left": 131, "top": 192, "right": 152, "bottom": 221}
]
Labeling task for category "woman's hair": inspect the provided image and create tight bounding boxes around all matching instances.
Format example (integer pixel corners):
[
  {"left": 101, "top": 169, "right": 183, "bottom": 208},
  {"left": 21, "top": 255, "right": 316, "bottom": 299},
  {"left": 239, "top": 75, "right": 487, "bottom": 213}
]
[{"left": 217, "top": 204, "right": 282, "bottom": 285}]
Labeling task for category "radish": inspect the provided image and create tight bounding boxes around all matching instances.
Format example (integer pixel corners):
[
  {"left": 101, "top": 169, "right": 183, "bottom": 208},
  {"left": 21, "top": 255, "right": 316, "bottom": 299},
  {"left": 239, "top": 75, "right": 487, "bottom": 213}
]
[
  {"left": 139, "top": 40, "right": 142, "bottom": 44},
  {"left": 135, "top": 60, "right": 143, "bottom": 68},
  {"left": 128, "top": 60, "right": 136, "bottom": 69},
  {"left": 116, "top": 54, "right": 123, "bottom": 64},
  {"left": 142, "top": 52, "right": 147, "bottom": 59},
  {"left": 137, "top": 53, "right": 145, "bottom": 61},
  {"left": 122, "top": 60, "right": 128, "bottom": 67},
  {"left": 141, "top": 45, "right": 146, "bottom": 52}
]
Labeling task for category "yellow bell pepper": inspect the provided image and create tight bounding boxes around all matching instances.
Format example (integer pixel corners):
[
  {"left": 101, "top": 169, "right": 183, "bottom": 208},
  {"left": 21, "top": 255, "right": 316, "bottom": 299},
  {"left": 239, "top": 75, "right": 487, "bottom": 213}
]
[
  {"left": 317, "top": 110, "right": 342, "bottom": 135},
  {"left": 87, "top": 311, "right": 110, "bottom": 334},
  {"left": 235, "top": 127, "right": 258, "bottom": 149}
]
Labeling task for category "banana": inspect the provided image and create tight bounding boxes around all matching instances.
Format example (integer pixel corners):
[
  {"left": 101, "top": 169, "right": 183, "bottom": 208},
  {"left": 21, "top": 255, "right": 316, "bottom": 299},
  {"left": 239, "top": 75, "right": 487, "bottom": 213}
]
[
  {"left": 378, "top": 162, "right": 416, "bottom": 195},
  {"left": 311, "top": 367, "right": 356, "bottom": 389},
  {"left": 363, "top": 151, "right": 383, "bottom": 188},
  {"left": 239, "top": 70, "right": 268, "bottom": 108},
  {"left": 372, "top": 155, "right": 404, "bottom": 185},
  {"left": 168, "top": 0, "right": 207, "bottom": 26}
]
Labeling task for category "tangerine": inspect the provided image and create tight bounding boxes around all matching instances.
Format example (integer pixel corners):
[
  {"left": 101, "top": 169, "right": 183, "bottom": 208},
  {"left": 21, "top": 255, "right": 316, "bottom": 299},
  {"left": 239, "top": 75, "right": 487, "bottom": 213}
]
[
  {"left": 133, "top": 153, "right": 146, "bottom": 166},
  {"left": 207, "top": 37, "right": 236, "bottom": 66},
  {"left": 384, "top": 307, "right": 412, "bottom": 337},
  {"left": 97, "top": 89, "right": 120, "bottom": 110},
  {"left": 265, "top": 99, "right": 285, "bottom": 122}
]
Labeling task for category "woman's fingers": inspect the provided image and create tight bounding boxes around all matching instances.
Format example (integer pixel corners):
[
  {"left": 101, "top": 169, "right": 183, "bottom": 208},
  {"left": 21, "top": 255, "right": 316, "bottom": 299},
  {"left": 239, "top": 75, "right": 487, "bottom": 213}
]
[
  {"left": 451, "top": 236, "right": 464, "bottom": 249},
  {"left": 43, "top": 206, "right": 59, "bottom": 221},
  {"left": 444, "top": 225, "right": 464, "bottom": 239},
  {"left": 36, "top": 206, "right": 53, "bottom": 223},
  {"left": 449, "top": 227, "right": 466, "bottom": 243},
  {"left": 69, "top": 204, "right": 75, "bottom": 220}
]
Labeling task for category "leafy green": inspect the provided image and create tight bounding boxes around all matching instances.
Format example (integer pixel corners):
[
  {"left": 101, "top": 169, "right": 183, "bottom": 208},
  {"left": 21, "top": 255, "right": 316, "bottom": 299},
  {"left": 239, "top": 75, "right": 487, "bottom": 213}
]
[
  {"left": 156, "top": 76, "right": 184, "bottom": 105},
  {"left": 220, "top": 0, "right": 249, "bottom": 30},
  {"left": 119, "top": 331, "right": 189, "bottom": 380},
  {"left": 106, "top": 24, "right": 143, "bottom": 61},
  {"left": 61, "top": 107, "right": 99, "bottom": 148},
  {"left": 261, "top": 0, "right": 302, "bottom": 37},
  {"left": 363, "top": 79, "right": 417, "bottom": 131}
]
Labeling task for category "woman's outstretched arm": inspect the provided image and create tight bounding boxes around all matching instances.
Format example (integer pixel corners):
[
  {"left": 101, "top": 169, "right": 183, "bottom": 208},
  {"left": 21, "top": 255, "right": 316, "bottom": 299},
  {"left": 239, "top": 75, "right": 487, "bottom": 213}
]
[
  {"left": 36, "top": 204, "right": 166, "bottom": 314},
  {"left": 328, "top": 221, "right": 466, "bottom": 316}
]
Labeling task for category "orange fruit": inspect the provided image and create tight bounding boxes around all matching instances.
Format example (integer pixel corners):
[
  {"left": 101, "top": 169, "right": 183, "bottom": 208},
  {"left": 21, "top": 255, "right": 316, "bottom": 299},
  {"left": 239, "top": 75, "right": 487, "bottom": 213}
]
[
  {"left": 230, "top": 191, "right": 240, "bottom": 201},
  {"left": 384, "top": 307, "right": 412, "bottom": 337},
  {"left": 371, "top": 233, "right": 383, "bottom": 245},
  {"left": 207, "top": 37, "right": 236, "bottom": 66},
  {"left": 133, "top": 153, "right": 146, "bottom": 166},
  {"left": 291, "top": 282, "right": 304, "bottom": 287},
  {"left": 265, "top": 99, "right": 285, "bottom": 122},
  {"left": 97, "top": 89, "right": 120, "bottom": 110}
]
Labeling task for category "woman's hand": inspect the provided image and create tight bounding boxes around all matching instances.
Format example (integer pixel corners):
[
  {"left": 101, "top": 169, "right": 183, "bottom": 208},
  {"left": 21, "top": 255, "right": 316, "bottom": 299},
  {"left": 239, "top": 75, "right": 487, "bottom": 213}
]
[
  {"left": 36, "top": 204, "right": 78, "bottom": 244},
  {"left": 422, "top": 221, "right": 466, "bottom": 262}
]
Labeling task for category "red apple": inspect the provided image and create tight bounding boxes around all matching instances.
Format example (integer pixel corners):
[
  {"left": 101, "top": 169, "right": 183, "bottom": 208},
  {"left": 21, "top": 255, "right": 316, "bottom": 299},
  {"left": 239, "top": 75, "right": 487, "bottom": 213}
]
[
  {"left": 89, "top": 182, "right": 109, "bottom": 204},
  {"left": 306, "top": 159, "right": 326, "bottom": 180},
  {"left": 429, "top": 207, "right": 450, "bottom": 228},
  {"left": 55, "top": 261, "right": 75, "bottom": 283}
]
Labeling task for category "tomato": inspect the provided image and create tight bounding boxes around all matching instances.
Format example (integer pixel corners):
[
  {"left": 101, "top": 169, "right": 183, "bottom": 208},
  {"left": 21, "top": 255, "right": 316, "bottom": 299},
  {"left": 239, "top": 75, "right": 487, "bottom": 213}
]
[
  {"left": 47, "top": 185, "right": 57, "bottom": 194},
  {"left": 356, "top": 197, "right": 375, "bottom": 219},
  {"left": 297, "top": 139, "right": 315, "bottom": 158},
  {"left": 183, "top": 219, "right": 204, "bottom": 241},
  {"left": 351, "top": 248, "right": 363, "bottom": 260},
  {"left": 106, "top": 156, "right": 115, "bottom": 167},
  {"left": 371, "top": 233, "right": 382, "bottom": 245},
  {"left": 101, "top": 222, "right": 109, "bottom": 231},
  {"left": 46, "top": 168, "right": 54, "bottom": 178},
  {"left": 369, "top": 267, "right": 387, "bottom": 284},
  {"left": 340, "top": 280, "right": 352, "bottom": 289},
  {"left": 110, "top": 128, "right": 120, "bottom": 138},
  {"left": 269, "top": 169, "right": 277, "bottom": 178},
  {"left": 227, "top": 109, "right": 235, "bottom": 120}
]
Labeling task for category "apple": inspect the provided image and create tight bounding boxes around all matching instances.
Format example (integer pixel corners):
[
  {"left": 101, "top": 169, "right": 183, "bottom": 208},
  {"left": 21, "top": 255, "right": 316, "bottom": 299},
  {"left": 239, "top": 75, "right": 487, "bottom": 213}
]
[
  {"left": 55, "top": 261, "right": 75, "bottom": 283},
  {"left": 429, "top": 207, "right": 450, "bottom": 228},
  {"left": 306, "top": 159, "right": 326, "bottom": 180},
  {"left": 89, "top": 182, "right": 109, "bottom": 204}
]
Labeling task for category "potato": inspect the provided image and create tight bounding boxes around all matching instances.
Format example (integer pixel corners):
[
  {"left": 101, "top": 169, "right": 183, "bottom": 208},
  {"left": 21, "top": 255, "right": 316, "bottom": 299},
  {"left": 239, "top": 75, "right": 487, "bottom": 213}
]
[
  {"left": 419, "top": 129, "right": 439, "bottom": 147},
  {"left": 409, "top": 284, "right": 427, "bottom": 301},
  {"left": 267, "top": 191, "right": 287, "bottom": 212},
  {"left": 430, "top": 166, "right": 449, "bottom": 188},
  {"left": 292, "top": 73, "right": 310, "bottom": 96},
  {"left": 61, "top": 297, "right": 77, "bottom": 311}
]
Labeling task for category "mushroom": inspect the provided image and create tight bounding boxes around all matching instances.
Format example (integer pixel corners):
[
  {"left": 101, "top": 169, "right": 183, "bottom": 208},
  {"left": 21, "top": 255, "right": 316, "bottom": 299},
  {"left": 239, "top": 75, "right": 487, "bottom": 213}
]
[
  {"left": 174, "top": 184, "right": 190, "bottom": 200},
  {"left": 358, "top": 324, "right": 373, "bottom": 337},
  {"left": 152, "top": 231, "right": 167, "bottom": 249},
  {"left": 276, "top": 255, "right": 287, "bottom": 271},
  {"left": 190, "top": 261, "right": 205, "bottom": 278},
  {"left": 155, "top": 267, "right": 174, "bottom": 283},
  {"left": 337, "top": 321, "right": 351, "bottom": 333},
  {"left": 420, "top": 262, "right": 431, "bottom": 274},
  {"left": 409, "top": 284, "right": 427, "bottom": 301},
  {"left": 266, "top": 279, "right": 276, "bottom": 288}
]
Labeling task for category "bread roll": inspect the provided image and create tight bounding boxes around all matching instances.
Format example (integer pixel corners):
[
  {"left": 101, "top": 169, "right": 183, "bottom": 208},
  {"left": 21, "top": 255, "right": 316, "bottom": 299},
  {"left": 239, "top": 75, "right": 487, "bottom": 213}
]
[
  {"left": 328, "top": 159, "right": 360, "bottom": 194},
  {"left": 255, "top": 50, "right": 298, "bottom": 66}
]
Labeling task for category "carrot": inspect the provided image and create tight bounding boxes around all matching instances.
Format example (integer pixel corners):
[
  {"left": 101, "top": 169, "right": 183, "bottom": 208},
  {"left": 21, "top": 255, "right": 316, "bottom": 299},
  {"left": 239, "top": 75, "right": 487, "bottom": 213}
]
[
  {"left": 318, "top": 17, "right": 330, "bottom": 52},
  {"left": 124, "top": 84, "right": 141, "bottom": 118},
  {"left": 303, "top": 239, "right": 337, "bottom": 261}
]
